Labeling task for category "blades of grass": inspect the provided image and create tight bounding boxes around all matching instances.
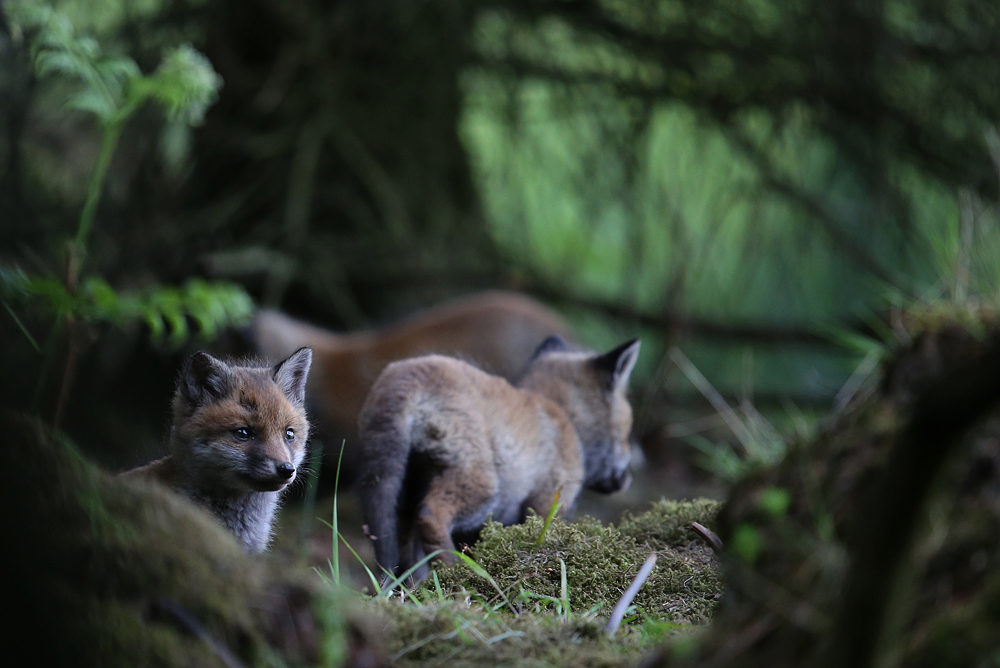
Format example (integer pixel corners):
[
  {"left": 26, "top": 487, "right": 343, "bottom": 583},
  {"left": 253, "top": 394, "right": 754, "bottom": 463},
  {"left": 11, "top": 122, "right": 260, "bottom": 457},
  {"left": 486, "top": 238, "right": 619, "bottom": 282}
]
[
  {"left": 2, "top": 300, "right": 41, "bottom": 353},
  {"left": 519, "top": 590, "right": 563, "bottom": 615},
  {"left": 31, "top": 315, "right": 65, "bottom": 412},
  {"left": 314, "top": 519, "right": 382, "bottom": 595},
  {"left": 485, "top": 616, "right": 528, "bottom": 649},
  {"left": 485, "top": 630, "right": 527, "bottom": 646},
  {"left": 534, "top": 487, "right": 562, "bottom": 546},
  {"left": 606, "top": 553, "right": 658, "bottom": 637},
  {"left": 397, "top": 580, "right": 423, "bottom": 607},
  {"left": 559, "top": 558, "right": 570, "bottom": 620},
  {"left": 392, "top": 628, "right": 462, "bottom": 661},
  {"left": 684, "top": 433, "right": 744, "bottom": 481},
  {"left": 337, "top": 528, "right": 381, "bottom": 595},
  {"left": 297, "top": 439, "right": 323, "bottom": 553},
  {"left": 814, "top": 319, "right": 887, "bottom": 357},
  {"left": 432, "top": 570, "right": 444, "bottom": 601},
  {"left": 833, "top": 347, "right": 881, "bottom": 410},
  {"left": 452, "top": 551, "right": 512, "bottom": 612},
  {"left": 669, "top": 347, "right": 755, "bottom": 451},
  {"left": 312, "top": 566, "right": 332, "bottom": 586},
  {"left": 331, "top": 439, "right": 345, "bottom": 585},
  {"left": 379, "top": 549, "right": 446, "bottom": 597}
]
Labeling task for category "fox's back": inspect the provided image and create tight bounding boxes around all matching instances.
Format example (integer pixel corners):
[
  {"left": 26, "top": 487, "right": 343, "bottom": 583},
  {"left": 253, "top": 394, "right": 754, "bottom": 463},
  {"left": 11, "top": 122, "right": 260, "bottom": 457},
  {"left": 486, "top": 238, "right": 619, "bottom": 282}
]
[
  {"left": 359, "top": 354, "right": 579, "bottom": 549},
  {"left": 366, "top": 291, "right": 572, "bottom": 378},
  {"left": 253, "top": 292, "right": 572, "bottom": 433},
  {"left": 360, "top": 355, "right": 555, "bottom": 459}
]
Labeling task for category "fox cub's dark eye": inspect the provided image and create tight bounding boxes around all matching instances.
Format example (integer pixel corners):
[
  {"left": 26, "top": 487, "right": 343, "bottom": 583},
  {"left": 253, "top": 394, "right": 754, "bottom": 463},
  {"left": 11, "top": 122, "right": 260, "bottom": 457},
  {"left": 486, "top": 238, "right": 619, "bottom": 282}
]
[
  {"left": 233, "top": 428, "right": 252, "bottom": 441},
  {"left": 284, "top": 428, "right": 295, "bottom": 441}
]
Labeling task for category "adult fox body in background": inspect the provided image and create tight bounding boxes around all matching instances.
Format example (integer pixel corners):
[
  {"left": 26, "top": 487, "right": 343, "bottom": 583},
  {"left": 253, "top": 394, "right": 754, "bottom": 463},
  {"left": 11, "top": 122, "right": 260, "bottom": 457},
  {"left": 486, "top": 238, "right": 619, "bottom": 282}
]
[
  {"left": 250, "top": 291, "right": 573, "bottom": 481},
  {"left": 122, "top": 348, "right": 312, "bottom": 553},
  {"left": 358, "top": 336, "right": 640, "bottom": 580}
]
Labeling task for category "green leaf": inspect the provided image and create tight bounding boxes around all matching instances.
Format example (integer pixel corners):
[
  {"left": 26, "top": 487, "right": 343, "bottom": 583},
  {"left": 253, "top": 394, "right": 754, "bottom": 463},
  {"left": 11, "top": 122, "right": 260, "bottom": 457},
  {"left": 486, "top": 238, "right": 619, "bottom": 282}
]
[
  {"left": 143, "top": 44, "right": 223, "bottom": 126},
  {"left": 757, "top": 486, "right": 791, "bottom": 518},
  {"left": 731, "top": 523, "right": 762, "bottom": 564}
]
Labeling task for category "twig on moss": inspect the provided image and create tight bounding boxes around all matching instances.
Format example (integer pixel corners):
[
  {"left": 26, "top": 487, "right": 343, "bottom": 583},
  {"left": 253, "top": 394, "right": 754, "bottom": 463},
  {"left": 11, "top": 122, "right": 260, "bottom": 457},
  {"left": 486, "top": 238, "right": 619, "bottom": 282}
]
[
  {"left": 606, "top": 553, "right": 657, "bottom": 637},
  {"left": 691, "top": 522, "right": 724, "bottom": 554}
]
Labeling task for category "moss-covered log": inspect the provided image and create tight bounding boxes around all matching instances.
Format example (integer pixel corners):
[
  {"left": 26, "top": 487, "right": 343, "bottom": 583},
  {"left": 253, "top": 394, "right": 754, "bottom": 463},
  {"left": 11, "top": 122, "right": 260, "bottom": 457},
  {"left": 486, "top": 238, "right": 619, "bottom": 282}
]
[
  {"left": 643, "top": 307, "right": 1000, "bottom": 668},
  {"left": 0, "top": 413, "right": 380, "bottom": 668}
]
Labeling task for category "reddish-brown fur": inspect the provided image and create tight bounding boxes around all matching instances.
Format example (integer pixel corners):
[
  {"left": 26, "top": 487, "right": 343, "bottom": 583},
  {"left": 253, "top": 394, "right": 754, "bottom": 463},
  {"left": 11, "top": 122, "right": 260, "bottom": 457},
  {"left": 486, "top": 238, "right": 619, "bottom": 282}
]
[
  {"left": 357, "top": 336, "right": 640, "bottom": 580},
  {"left": 251, "top": 291, "right": 573, "bottom": 434},
  {"left": 122, "top": 348, "right": 312, "bottom": 553}
]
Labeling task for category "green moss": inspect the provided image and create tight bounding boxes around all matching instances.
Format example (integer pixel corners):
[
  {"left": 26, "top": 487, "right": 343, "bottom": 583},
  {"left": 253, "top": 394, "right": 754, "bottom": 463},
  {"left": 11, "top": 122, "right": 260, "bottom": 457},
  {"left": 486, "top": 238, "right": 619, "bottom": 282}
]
[
  {"left": 639, "top": 307, "right": 1000, "bottom": 668},
  {"left": 376, "top": 597, "right": 695, "bottom": 668},
  {"left": 425, "top": 501, "right": 722, "bottom": 627},
  {"left": 1, "top": 413, "right": 362, "bottom": 667},
  {"left": 617, "top": 499, "right": 721, "bottom": 550}
]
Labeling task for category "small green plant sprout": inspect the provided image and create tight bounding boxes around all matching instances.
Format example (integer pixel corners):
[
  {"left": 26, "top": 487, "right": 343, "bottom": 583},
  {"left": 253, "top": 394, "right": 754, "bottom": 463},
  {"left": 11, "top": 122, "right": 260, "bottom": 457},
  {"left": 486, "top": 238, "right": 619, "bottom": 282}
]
[
  {"left": 534, "top": 486, "right": 563, "bottom": 547},
  {"left": 451, "top": 552, "right": 513, "bottom": 612},
  {"left": 511, "top": 558, "right": 571, "bottom": 619}
]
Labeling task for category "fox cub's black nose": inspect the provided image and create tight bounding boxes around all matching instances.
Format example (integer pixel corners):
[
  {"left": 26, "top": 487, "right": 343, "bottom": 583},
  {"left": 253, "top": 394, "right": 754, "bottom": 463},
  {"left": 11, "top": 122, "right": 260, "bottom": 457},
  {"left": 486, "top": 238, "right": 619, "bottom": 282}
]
[{"left": 276, "top": 462, "right": 295, "bottom": 479}]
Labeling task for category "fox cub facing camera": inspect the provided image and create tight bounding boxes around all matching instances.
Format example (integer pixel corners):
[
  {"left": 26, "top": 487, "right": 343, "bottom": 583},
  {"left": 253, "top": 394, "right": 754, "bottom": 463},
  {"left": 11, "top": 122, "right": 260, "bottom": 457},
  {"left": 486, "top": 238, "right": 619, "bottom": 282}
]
[
  {"left": 122, "top": 348, "right": 312, "bottom": 553},
  {"left": 358, "top": 336, "right": 640, "bottom": 579}
]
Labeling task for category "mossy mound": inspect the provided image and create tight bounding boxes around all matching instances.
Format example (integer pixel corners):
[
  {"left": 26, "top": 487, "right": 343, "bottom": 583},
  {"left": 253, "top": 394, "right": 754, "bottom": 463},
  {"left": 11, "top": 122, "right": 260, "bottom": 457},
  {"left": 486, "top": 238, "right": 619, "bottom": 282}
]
[
  {"left": 644, "top": 309, "right": 1000, "bottom": 668},
  {"left": 368, "top": 500, "right": 721, "bottom": 668},
  {"left": 0, "top": 413, "right": 378, "bottom": 668},
  {"left": 618, "top": 499, "right": 722, "bottom": 551},
  {"left": 425, "top": 500, "right": 722, "bottom": 626},
  {"left": 374, "top": 597, "right": 688, "bottom": 668}
]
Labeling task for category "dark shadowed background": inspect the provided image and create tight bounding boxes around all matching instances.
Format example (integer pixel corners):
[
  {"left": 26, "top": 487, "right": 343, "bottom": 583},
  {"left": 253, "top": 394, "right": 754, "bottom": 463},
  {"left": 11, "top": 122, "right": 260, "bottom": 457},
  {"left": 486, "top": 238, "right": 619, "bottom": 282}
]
[{"left": 2, "top": 0, "right": 1000, "bottom": 503}]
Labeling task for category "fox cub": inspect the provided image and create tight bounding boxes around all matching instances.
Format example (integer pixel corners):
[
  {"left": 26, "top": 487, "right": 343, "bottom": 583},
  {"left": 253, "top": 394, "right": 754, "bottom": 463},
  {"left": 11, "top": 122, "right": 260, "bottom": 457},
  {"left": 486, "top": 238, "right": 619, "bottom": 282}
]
[
  {"left": 122, "top": 348, "right": 313, "bottom": 553},
  {"left": 250, "top": 291, "right": 574, "bottom": 462},
  {"left": 358, "top": 336, "right": 640, "bottom": 579}
]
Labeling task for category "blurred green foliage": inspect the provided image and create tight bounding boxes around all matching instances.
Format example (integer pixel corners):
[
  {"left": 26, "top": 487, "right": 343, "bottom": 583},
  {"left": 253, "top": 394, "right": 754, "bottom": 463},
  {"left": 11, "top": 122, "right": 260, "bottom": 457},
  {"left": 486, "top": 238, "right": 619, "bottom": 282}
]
[
  {"left": 2, "top": 0, "right": 999, "bottom": 467},
  {"left": 1, "top": 269, "right": 252, "bottom": 345},
  {"left": 463, "top": 8, "right": 1000, "bottom": 397},
  {"left": 0, "top": 0, "right": 248, "bottom": 429}
]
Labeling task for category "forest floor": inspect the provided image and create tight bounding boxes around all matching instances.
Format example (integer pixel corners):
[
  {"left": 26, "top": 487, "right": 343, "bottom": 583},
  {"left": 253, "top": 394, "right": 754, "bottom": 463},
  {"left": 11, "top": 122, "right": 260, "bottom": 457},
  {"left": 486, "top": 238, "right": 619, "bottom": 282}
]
[{"left": 272, "top": 495, "right": 722, "bottom": 667}]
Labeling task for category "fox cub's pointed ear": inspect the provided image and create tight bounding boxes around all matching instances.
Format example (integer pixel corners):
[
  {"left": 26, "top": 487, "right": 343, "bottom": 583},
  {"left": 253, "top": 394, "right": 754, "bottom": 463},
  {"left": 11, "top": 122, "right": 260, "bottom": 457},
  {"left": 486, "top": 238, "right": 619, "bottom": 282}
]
[
  {"left": 274, "top": 347, "right": 312, "bottom": 405},
  {"left": 182, "top": 351, "right": 233, "bottom": 405},
  {"left": 592, "top": 339, "right": 641, "bottom": 391},
  {"left": 530, "top": 335, "right": 571, "bottom": 360}
]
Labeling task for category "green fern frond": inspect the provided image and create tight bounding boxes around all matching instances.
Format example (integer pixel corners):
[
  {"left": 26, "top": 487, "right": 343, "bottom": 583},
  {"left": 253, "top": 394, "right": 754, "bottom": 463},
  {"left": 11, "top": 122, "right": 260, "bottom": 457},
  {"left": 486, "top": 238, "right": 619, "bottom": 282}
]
[
  {"left": 1, "top": 267, "right": 254, "bottom": 347},
  {"left": 9, "top": 0, "right": 221, "bottom": 129},
  {"left": 142, "top": 45, "right": 222, "bottom": 125}
]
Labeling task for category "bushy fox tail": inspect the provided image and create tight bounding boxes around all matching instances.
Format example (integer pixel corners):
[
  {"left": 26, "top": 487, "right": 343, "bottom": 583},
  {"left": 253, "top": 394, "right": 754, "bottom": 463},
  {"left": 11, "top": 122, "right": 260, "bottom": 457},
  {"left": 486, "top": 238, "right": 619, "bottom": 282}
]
[
  {"left": 249, "top": 309, "right": 341, "bottom": 364},
  {"left": 357, "top": 409, "right": 413, "bottom": 578}
]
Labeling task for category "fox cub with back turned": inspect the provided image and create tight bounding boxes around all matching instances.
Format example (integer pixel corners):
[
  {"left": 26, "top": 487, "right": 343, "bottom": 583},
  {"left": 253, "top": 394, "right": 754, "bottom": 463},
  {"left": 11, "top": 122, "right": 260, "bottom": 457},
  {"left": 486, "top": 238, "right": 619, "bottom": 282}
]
[
  {"left": 122, "top": 347, "right": 312, "bottom": 553},
  {"left": 358, "top": 336, "right": 640, "bottom": 579}
]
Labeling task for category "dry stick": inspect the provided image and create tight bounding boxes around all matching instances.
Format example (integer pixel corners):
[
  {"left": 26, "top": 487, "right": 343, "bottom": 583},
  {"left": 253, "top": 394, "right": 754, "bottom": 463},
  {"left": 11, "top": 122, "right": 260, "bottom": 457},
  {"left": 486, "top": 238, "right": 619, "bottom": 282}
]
[
  {"left": 606, "top": 554, "right": 658, "bottom": 637},
  {"left": 823, "top": 334, "right": 1000, "bottom": 668},
  {"left": 691, "top": 522, "right": 723, "bottom": 554}
]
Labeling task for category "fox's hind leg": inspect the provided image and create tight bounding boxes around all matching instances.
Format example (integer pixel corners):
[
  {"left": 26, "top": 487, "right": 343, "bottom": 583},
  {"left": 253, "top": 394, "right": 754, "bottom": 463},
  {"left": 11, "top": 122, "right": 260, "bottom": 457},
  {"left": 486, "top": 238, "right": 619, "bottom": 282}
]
[
  {"left": 416, "top": 503, "right": 458, "bottom": 567},
  {"left": 416, "top": 466, "right": 496, "bottom": 567}
]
